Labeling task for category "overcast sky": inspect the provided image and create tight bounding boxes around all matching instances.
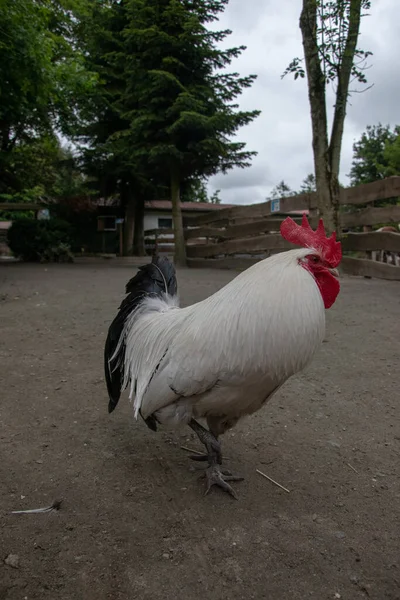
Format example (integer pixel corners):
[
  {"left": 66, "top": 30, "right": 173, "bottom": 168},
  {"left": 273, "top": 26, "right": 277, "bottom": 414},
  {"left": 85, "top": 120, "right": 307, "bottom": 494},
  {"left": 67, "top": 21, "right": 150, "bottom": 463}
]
[{"left": 206, "top": 0, "right": 399, "bottom": 205}]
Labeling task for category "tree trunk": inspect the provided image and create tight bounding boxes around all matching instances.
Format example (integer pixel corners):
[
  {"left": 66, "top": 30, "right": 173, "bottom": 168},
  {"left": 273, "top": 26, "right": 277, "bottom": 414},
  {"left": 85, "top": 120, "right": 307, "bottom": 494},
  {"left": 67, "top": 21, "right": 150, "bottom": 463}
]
[
  {"left": 300, "top": 0, "right": 364, "bottom": 235},
  {"left": 328, "top": 0, "right": 363, "bottom": 234},
  {"left": 170, "top": 170, "right": 186, "bottom": 267},
  {"left": 300, "top": 0, "right": 335, "bottom": 234},
  {"left": 121, "top": 181, "right": 135, "bottom": 256},
  {"left": 133, "top": 196, "right": 146, "bottom": 256}
]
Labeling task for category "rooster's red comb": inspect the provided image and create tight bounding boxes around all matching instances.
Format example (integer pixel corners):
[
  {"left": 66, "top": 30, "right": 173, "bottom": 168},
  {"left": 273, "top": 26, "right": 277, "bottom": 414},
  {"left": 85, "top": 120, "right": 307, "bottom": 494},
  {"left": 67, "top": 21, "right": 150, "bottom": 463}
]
[{"left": 280, "top": 214, "right": 342, "bottom": 267}]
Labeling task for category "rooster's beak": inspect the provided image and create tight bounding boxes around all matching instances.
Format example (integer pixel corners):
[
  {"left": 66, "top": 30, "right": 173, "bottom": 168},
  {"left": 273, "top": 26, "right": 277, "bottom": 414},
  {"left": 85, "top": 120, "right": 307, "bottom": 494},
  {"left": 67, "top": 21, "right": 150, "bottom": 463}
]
[{"left": 329, "top": 268, "right": 340, "bottom": 278}]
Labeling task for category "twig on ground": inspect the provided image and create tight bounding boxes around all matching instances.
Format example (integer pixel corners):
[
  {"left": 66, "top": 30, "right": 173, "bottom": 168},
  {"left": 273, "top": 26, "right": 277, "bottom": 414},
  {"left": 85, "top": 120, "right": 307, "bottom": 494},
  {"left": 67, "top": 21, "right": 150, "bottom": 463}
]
[
  {"left": 256, "top": 469, "right": 291, "bottom": 493},
  {"left": 346, "top": 462, "right": 359, "bottom": 474},
  {"left": 180, "top": 445, "right": 203, "bottom": 455}
]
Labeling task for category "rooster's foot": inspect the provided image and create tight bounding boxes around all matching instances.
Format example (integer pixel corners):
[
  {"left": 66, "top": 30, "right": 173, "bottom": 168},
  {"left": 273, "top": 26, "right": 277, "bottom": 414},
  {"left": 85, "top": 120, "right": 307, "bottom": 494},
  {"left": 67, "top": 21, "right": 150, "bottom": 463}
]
[{"left": 202, "top": 465, "right": 244, "bottom": 500}]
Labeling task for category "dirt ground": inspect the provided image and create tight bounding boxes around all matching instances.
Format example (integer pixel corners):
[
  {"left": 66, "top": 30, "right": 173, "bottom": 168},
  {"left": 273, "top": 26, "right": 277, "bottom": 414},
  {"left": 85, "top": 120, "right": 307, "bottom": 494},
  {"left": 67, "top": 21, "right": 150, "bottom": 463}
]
[{"left": 0, "top": 260, "right": 399, "bottom": 600}]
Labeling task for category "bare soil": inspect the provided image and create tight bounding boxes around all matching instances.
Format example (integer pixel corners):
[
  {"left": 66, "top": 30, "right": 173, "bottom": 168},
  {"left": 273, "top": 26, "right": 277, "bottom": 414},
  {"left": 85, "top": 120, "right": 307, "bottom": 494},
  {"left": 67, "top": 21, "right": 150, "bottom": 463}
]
[{"left": 0, "top": 261, "right": 399, "bottom": 600}]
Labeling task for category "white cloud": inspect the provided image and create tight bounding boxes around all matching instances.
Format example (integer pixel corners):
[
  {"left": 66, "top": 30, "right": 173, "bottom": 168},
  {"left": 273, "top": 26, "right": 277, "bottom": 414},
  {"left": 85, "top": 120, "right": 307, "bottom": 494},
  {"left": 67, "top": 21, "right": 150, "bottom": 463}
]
[{"left": 207, "top": 0, "right": 400, "bottom": 205}]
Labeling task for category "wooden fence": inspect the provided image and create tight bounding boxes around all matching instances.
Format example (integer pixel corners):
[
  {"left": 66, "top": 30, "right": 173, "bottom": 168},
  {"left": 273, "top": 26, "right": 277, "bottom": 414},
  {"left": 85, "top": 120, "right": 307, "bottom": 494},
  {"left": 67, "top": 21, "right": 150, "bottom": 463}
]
[
  {"left": 144, "top": 228, "right": 208, "bottom": 255},
  {"left": 146, "top": 177, "right": 400, "bottom": 280}
]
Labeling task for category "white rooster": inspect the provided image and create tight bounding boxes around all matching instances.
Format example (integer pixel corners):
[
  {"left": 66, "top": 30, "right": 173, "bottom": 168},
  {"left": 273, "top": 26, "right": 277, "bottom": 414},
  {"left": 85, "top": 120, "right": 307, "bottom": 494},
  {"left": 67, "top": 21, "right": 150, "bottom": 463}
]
[{"left": 104, "top": 215, "right": 342, "bottom": 498}]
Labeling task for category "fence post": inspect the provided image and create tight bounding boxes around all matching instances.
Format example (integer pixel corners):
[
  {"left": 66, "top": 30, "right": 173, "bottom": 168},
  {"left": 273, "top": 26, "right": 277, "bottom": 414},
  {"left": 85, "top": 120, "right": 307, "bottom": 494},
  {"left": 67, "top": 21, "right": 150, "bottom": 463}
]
[{"left": 363, "top": 225, "right": 372, "bottom": 260}]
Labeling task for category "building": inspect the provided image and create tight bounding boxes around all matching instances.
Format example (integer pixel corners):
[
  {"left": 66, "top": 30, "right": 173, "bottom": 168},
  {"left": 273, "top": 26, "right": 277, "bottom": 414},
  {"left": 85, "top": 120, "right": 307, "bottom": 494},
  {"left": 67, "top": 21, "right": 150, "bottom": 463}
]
[
  {"left": 142, "top": 200, "right": 234, "bottom": 254},
  {"left": 143, "top": 200, "right": 233, "bottom": 230}
]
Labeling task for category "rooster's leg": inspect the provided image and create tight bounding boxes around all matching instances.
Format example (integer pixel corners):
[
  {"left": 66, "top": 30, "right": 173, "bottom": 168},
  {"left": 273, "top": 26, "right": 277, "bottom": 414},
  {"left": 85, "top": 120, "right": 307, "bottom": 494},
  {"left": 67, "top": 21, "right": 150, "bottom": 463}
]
[
  {"left": 188, "top": 419, "right": 222, "bottom": 464},
  {"left": 188, "top": 419, "right": 243, "bottom": 499}
]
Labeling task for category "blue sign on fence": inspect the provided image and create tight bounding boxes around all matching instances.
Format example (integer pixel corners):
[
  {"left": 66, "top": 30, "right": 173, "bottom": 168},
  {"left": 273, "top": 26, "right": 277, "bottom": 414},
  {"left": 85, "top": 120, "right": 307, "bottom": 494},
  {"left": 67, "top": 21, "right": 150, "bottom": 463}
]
[{"left": 271, "top": 199, "right": 280, "bottom": 213}]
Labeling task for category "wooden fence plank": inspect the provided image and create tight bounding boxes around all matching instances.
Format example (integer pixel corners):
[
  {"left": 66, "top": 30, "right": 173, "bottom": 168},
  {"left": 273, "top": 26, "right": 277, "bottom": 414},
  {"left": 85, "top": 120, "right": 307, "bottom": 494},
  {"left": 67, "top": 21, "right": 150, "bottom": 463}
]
[
  {"left": 184, "top": 206, "right": 400, "bottom": 240},
  {"left": 184, "top": 178, "right": 400, "bottom": 227},
  {"left": 186, "top": 234, "right": 292, "bottom": 258},
  {"left": 341, "top": 205, "right": 400, "bottom": 228},
  {"left": 188, "top": 255, "right": 400, "bottom": 279},
  {"left": 341, "top": 177, "right": 400, "bottom": 207},
  {"left": 184, "top": 217, "right": 306, "bottom": 241},
  {"left": 144, "top": 228, "right": 174, "bottom": 236},
  {"left": 341, "top": 231, "right": 400, "bottom": 252},
  {"left": 184, "top": 217, "right": 231, "bottom": 229},
  {"left": 184, "top": 226, "right": 225, "bottom": 239},
  {"left": 187, "top": 257, "right": 260, "bottom": 270},
  {"left": 340, "top": 256, "right": 400, "bottom": 280},
  {"left": 184, "top": 194, "right": 313, "bottom": 227},
  {"left": 187, "top": 231, "right": 400, "bottom": 259},
  {"left": 0, "top": 202, "right": 41, "bottom": 210}
]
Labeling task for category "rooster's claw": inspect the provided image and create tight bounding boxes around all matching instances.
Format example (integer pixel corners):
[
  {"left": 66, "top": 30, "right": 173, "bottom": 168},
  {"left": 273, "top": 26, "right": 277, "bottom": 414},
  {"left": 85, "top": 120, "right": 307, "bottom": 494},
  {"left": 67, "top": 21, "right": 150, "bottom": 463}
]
[{"left": 203, "top": 465, "right": 244, "bottom": 500}]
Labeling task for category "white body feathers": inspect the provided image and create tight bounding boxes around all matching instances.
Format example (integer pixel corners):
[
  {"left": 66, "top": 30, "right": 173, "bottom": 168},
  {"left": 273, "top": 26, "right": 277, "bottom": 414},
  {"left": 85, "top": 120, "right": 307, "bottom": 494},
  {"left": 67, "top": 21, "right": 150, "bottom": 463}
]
[{"left": 117, "top": 248, "right": 326, "bottom": 428}]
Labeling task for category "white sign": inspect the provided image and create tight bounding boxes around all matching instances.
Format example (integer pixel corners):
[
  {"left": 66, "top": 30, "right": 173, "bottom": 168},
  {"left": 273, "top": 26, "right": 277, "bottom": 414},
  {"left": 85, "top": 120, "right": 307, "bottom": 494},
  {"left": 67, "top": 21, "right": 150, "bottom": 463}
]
[
  {"left": 37, "top": 208, "right": 50, "bottom": 220},
  {"left": 271, "top": 199, "right": 280, "bottom": 213}
]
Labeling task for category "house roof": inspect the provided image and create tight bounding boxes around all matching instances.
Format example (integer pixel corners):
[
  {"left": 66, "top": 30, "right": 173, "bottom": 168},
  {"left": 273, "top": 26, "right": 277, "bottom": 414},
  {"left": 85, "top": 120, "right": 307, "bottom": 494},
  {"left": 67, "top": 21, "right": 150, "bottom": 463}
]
[{"left": 144, "top": 200, "right": 234, "bottom": 212}]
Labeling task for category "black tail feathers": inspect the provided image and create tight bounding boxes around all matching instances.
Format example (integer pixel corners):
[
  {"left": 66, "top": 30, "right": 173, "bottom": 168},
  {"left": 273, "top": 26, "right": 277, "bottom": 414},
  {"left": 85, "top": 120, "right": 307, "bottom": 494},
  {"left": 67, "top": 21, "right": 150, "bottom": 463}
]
[{"left": 104, "top": 255, "right": 177, "bottom": 414}]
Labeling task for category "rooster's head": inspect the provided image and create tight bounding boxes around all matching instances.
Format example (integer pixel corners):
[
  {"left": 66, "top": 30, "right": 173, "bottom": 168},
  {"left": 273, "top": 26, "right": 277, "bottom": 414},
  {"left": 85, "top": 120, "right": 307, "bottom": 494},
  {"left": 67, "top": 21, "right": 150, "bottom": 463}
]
[{"left": 280, "top": 214, "right": 342, "bottom": 309}]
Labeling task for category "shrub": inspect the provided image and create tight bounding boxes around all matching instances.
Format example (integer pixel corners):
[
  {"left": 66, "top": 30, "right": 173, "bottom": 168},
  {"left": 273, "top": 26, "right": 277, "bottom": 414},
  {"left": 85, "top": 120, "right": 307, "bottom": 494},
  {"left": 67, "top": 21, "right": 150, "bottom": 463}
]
[
  {"left": 7, "top": 218, "right": 74, "bottom": 262},
  {"left": 38, "top": 242, "right": 74, "bottom": 263}
]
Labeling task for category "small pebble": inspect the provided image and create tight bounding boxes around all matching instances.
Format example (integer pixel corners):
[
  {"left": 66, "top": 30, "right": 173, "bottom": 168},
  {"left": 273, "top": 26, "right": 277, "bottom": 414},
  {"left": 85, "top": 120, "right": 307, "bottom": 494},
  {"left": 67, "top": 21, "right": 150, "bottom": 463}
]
[
  {"left": 162, "top": 553, "right": 170, "bottom": 560},
  {"left": 334, "top": 531, "right": 346, "bottom": 539},
  {"left": 4, "top": 554, "right": 20, "bottom": 568}
]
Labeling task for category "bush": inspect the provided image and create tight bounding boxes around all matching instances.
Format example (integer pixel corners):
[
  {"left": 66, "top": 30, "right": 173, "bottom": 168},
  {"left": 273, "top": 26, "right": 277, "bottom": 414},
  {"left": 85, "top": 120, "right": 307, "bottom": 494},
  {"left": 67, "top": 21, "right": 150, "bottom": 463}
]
[
  {"left": 7, "top": 218, "right": 74, "bottom": 262},
  {"left": 38, "top": 242, "right": 74, "bottom": 263}
]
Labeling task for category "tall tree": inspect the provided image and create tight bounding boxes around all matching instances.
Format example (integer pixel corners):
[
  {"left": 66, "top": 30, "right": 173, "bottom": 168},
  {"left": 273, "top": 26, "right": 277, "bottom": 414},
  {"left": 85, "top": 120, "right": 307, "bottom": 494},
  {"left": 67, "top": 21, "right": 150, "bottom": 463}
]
[
  {"left": 0, "top": 0, "right": 95, "bottom": 196},
  {"left": 121, "top": 0, "right": 260, "bottom": 265},
  {"left": 299, "top": 172, "right": 316, "bottom": 194},
  {"left": 384, "top": 133, "right": 400, "bottom": 177},
  {"left": 349, "top": 123, "right": 400, "bottom": 185},
  {"left": 267, "top": 180, "right": 295, "bottom": 201},
  {"left": 181, "top": 178, "right": 221, "bottom": 203},
  {"left": 77, "top": 0, "right": 169, "bottom": 255},
  {"left": 283, "top": 0, "right": 372, "bottom": 233}
]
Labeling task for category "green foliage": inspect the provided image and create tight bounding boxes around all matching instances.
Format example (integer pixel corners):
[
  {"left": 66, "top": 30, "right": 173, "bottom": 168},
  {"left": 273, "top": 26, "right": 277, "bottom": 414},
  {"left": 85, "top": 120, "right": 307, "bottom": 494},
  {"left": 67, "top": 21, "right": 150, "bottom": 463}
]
[
  {"left": 0, "top": 0, "right": 96, "bottom": 195},
  {"left": 0, "top": 187, "right": 43, "bottom": 220},
  {"left": 181, "top": 178, "right": 221, "bottom": 203},
  {"left": 1, "top": 133, "right": 86, "bottom": 197},
  {"left": 283, "top": 0, "right": 372, "bottom": 89},
  {"left": 348, "top": 123, "right": 400, "bottom": 208},
  {"left": 267, "top": 174, "right": 317, "bottom": 200},
  {"left": 7, "top": 219, "right": 74, "bottom": 262},
  {"left": 384, "top": 134, "right": 400, "bottom": 176},
  {"left": 349, "top": 123, "right": 400, "bottom": 185},
  {"left": 267, "top": 180, "right": 296, "bottom": 201},
  {"left": 39, "top": 242, "right": 75, "bottom": 263},
  {"left": 118, "top": 0, "right": 260, "bottom": 181},
  {"left": 299, "top": 173, "right": 316, "bottom": 194},
  {"left": 75, "top": 0, "right": 259, "bottom": 259}
]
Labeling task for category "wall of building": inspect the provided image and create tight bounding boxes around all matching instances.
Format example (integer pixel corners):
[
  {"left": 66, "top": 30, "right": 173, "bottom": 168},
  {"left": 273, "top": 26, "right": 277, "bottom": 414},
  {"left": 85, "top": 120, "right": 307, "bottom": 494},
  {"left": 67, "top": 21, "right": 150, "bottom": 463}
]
[
  {"left": 144, "top": 209, "right": 212, "bottom": 232},
  {"left": 143, "top": 211, "right": 173, "bottom": 232},
  {"left": 144, "top": 209, "right": 211, "bottom": 253}
]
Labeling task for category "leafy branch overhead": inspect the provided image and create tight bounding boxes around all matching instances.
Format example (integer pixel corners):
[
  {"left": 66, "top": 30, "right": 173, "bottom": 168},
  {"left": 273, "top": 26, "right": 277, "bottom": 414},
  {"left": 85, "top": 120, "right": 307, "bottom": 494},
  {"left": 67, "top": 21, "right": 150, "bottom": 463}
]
[{"left": 283, "top": 0, "right": 373, "bottom": 89}]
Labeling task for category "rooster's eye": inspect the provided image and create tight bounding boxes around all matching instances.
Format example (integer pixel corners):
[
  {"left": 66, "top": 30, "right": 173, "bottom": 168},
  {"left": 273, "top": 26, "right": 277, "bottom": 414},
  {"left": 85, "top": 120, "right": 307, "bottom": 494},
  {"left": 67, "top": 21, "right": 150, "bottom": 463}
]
[{"left": 311, "top": 255, "right": 320, "bottom": 263}]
